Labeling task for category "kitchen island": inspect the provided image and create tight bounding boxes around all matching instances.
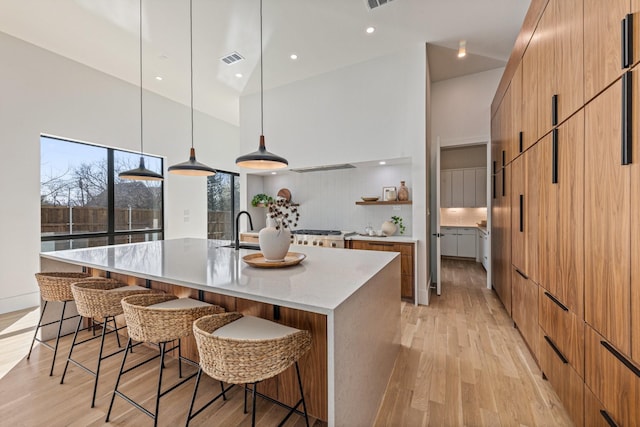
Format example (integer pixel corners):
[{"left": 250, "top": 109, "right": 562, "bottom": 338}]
[{"left": 40, "top": 238, "right": 401, "bottom": 426}]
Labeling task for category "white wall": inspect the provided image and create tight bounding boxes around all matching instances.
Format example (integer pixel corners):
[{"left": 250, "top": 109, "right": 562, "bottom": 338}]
[
  {"left": 428, "top": 68, "right": 503, "bottom": 280},
  {"left": 239, "top": 45, "right": 430, "bottom": 303},
  {"left": 0, "top": 31, "right": 239, "bottom": 313}
]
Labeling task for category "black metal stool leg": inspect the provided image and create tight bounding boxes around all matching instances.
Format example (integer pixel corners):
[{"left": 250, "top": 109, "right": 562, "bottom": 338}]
[
  {"left": 60, "top": 315, "right": 83, "bottom": 384},
  {"left": 244, "top": 384, "right": 248, "bottom": 414},
  {"left": 49, "top": 301, "right": 68, "bottom": 376},
  {"left": 185, "top": 367, "right": 203, "bottom": 427},
  {"left": 27, "top": 301, "right": 47, "bottom": 360},
  {"left": 106, "top": 337, "right": 132, "bottom": 422},
  {"left": 178, "top": 339, "right": 183, "bottom": 378},
  {"left": 90, "top": 316, "right": 109, "bottom": 408},
  {"left": 295, "top": 362, "right": 310, "bottom": 427},
  {"left": 220, "top": 380, "right": 227, "bottom": 401},
  {"left": 153, "top": 342, "right": 167, "bottom": 427},
  {"left": 251, "top": 382, "right": 258, "bottom": 427},
  {"left": 111, "top": 316, "right": 122, "bottom": 348}
]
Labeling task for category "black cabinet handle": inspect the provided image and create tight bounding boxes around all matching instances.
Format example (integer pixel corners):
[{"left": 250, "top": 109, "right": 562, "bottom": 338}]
[
  {"left": 544, "top": 291, "right": 568, "bottom": 311},
  {"left": 502, "top": 172, "right": 506, "bottom": 197},
  {"left": 273, "top": 305, "right": 280, "bottom": 320},
  {"left": 622, "top": 70, "right": 632, "bottom": 165},
  {"left": 600, "top": 410, "right": 619, "bottom": 427},
  {"left": 600, "top": 340, "right": 640, "bottom": 377},
  {"left": 622, "top": 14, "right": 634, "bottom": 68},
  {"left": 502, "top": 150, "right": 506, "bottom": 168},
  {"left": 519, "top": 194, "right": 524, "bottom": 232},
  {"left": 544, "top": 335, "right": 568, "bottom": 364},
  {"left": 492, "top": 174, "right": 496, "bottom": 199},
  {"left": 370, "top": 242, "right": 393, "bottom": 247},
  {"left": 552, "top": 94, "right": 558, "bottom": 126},
  {"left": 519, "top": 131, "right": 523, "bottom": 153},
  {"left": 492, "top": 160, "right": 496, "bottom": 174},
  {"left": 515, "top": 268, "right": 528, "bottom": 280},
  {"left": 552, "top": 128, "right": 559, "bottom": 184}
]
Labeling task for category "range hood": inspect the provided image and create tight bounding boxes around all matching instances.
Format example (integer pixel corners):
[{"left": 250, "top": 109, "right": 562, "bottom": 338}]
[{"left": 290, "top": 163, "right": 356, "bottom": 173}]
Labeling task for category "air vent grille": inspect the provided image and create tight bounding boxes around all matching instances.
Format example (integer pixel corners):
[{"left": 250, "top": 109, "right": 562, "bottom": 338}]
[
  {"left": 291, "top": 164, "right": 356, "bottom": 173},
  {"left": 366, "top": 0, "right": 394, "bottom": 10},
  {"left": 220, "top": 51, "right": 245, "bottom": 65}
]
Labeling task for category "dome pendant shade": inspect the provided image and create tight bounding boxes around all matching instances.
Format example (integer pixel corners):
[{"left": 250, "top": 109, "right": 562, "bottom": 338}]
[
  {"left": 168, "top": 147, "right": 216, "bottom": 176},
  {"left": 236, "top": 135, "right": 288, "bottom": 169},
  {"left": 119, "top": 156, "right": 164, "bottom": 181}
]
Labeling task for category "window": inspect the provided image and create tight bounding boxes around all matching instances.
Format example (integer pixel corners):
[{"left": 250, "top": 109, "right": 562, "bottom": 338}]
[
  {"left": 40, "top": 135, "right": 164, "bottom": 251},
  {"left": 207, "top": 170, "right": 240, "bottom": 240}
]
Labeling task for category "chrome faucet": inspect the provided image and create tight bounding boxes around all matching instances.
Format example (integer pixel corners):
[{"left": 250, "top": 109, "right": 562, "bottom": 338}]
[{"left": 235, "top": 211, "right": 254, "bottom": 250}]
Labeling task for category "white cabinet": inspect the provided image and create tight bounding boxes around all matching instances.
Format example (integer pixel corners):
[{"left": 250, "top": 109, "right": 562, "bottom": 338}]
[
  {"left": 440, "top": 167, "right": 488, "bottom": 208},
  {"left": 440, "top": 226, "right": 477, "bottom": 258},
  {"left": 478, "top": 228, "right": 489, "bottom": 270}
]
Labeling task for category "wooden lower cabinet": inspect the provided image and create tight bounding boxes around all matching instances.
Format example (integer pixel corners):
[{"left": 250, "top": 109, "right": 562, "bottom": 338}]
[
  {"left": 585, "top": 326, "right": 640, "bottom": 427},
  {"left": 584, "top": 384, "right": 614, "bottom": 427},
  {"left": 538, "top": 287, "right": 584, "bottom": 378},
  {"left": 539, "top": 327, "right": 584, "bottom": 427},
  {"left": 512, "top": 267, "right": 539, "bottom": 360},
  {"left": 347, "top": 240, "right": 414, "bottom": 301},
  {"left": 239, "top": 232, "right": 259, "bottom": 243}
]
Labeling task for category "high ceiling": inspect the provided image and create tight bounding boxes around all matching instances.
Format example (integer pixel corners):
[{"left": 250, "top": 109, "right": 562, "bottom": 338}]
[{"left": 0, "top": 0, "right": 530, "bottom": 125}]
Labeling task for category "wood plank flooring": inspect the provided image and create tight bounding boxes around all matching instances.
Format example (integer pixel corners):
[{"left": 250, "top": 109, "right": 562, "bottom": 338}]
[{"left": 0, "top": 259, "right": 573, "bottom": 426}]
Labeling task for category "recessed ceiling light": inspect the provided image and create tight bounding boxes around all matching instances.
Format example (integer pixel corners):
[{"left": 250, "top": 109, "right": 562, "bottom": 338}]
[
  {"left": 366, "top": 26, "right": 376, "bottom": 34},
  {"left": 457, "top": 40, "right": 467, "bottom": 58},
  {"left": 271, "top": 172, "right": 277, "bottom": 175},
  {"left": 235, "top": 73, "right": 243, "bottom": 78},
  {"left": 379, "top": 161, "right": 386, "bottom": 165},
  {"left": 290, "top": 53, "right": 298, "bottom": 60},
  {"left": 155, "top": 76, "right": 163, "bottom": 81}
]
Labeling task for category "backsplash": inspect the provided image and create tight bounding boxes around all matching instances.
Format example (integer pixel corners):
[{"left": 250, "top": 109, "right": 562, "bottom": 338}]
[
  {"left": 440, "top": 207, "right": 487, "bottom": 226},
  {"left": 248, "top": 163, "right": 413, "bottom": 235}
]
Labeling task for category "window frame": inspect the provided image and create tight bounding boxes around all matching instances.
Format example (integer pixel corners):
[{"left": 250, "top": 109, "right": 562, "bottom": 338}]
[
  {"left": 207, "top": 169, "right": 240, "bottom": 241},
  {"left": 40, "top": 135, "right": 165, "bottom": 246}
]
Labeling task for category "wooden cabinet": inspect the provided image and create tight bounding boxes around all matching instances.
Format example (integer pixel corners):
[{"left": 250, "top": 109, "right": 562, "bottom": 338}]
[
  {"left": 240, "top": 233, "right": 259, "bottom": 243},
  {"left": 585, "top": 326, "right": 640, "bottom": 427},
  {"left": 512, "top": 268, "right": 539, "bottom": 360},
  {"left": 584, "top": 0, "right": 630, "bottom": 101},
  {"left": 510, "top": 154, "right": 526, "bottom": 274},
  {"left": 585, "top": 77, "right": 631, "bottom": 356},
  {"left": 521, "top": 31, "right": 539, "bottom": 150},
  {"left": 536, "top": 1, "right": 556, "bottom": 139},
  {"left": 491, "top": 166, "right": 512, "bottom": 316},
  {"left": 510, "top": 63, "right": 523, "bottom": 158},
  {"left": 584, "top": 384, "right": 613, "bottom": 427},
  {"left": 554, "top": 0, "right": 584, "bottom": 124},
  {"left": 630, "top": 65, "right": 640, "bottom": 365},
  {"left": 539, "top": 327, "right": 584, "bottom": 427},
  {"left": 348, "top": 240, "right": 414, "bottom": 301}
]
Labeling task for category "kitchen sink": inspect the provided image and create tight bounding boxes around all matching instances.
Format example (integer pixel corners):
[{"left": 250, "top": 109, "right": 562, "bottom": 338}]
[{"left": 219, "top": 243, "right": 261, "bottom": 250}]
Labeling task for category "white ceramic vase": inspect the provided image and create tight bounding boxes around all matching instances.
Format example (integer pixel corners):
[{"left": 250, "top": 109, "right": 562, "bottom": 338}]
[
  {"left": 259, "top": 216, "right": 291, "bottom": 261},
  {"left": 381, "top": 220, "right": 397, "bottom": 236}
]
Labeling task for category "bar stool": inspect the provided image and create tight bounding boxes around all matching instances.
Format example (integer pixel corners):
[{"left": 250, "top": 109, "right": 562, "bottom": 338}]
[
  {"left": 187, "top": 313, "right": 312, "bottom": 427},
  {"left": 28, "top": 272, "right": 91, "bottom": 376},
  {"left": 106, "top": 294, "right": 224, "bottom": 427},
  {"left": 60, "top": 279, "right": 158, "bottom": 408}
]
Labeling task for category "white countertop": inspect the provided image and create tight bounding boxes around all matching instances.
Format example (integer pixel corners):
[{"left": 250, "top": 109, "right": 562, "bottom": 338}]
[
  {"left": 346, "top": 235, "right": 417, "bottom": 243},
  {"left": 40, "top": 238, "right": 398, "bottom": 315}
]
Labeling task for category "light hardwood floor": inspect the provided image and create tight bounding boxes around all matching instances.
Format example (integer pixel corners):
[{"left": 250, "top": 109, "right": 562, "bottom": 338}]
[{"left": 0, "top": 260, "right": 572, "bottom": 426}]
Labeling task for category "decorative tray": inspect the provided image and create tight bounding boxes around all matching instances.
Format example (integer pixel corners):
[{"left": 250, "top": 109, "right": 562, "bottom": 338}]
[
  {"left": 361, "top": 196, "right": 379, "bottom": 202},
  {"left": 242, "top": 252, "right": 306, "bottom": 268}
]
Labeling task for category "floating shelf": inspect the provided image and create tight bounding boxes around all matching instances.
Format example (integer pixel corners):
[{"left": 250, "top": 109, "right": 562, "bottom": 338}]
[
  {"left": 355, "top": 201, "right": 412, "bottom": 205},
  {"left": 255, "top": 203, "right": 299, "bottom": 207}
]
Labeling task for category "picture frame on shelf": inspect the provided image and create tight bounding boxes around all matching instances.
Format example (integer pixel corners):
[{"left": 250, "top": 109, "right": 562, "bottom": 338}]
[{"left": 383, "top": 186, "right": 397, "bottom": 201}]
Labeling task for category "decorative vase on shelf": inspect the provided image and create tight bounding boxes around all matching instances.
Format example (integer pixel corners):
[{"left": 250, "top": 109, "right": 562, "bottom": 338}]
[
  {"left": 381, "top": 221, "right": 397, "bottom": 236},
  {"left": 259, "top": 216, "right": 291, "bottom": 262},
  {"left": 398, "top": 181, "right": 409, "bottom": 201}
]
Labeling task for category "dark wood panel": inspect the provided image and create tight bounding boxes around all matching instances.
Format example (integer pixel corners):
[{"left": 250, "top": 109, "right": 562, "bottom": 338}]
[
  {"left": 555, "top": 0, "right": 584, "bottom": 123},
  {"left": 584, "top": 383, "right": 615, "bottom": 427},
  {"left": 512, "top": 268, "right": 539, "bottom": 361}
]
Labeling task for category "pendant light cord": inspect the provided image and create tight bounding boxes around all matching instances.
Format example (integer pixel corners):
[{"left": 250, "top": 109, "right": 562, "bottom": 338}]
[
  {"left": 139, "top": 0, "right": 144, "bottom": 155},
  {"left": 260, "top": 0, "right": 264, "bottom": 136},
  {"left": 190, "top": 0, "right": 194, "bottom": 149}
]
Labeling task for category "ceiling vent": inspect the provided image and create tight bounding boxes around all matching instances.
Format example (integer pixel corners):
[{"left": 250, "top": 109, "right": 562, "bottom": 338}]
[
  {"left": 220, "top": 51, "right": 245, "bottom": 65},
  {"left": 366, "top": 0, "right": 394, "bottom": 10},
  {"left": 290, "top": 164, "right": 356, "bottom": 173}
]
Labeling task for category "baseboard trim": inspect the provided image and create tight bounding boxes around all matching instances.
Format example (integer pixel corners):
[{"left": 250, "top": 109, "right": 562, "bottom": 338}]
[{"left": 0, "top": 292, "right": 40, "bottom": 315}]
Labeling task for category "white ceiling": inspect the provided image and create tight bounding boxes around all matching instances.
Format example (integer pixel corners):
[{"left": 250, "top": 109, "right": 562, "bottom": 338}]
[{"left": 0, "top": 0, "right": 530, "bottom": 125}]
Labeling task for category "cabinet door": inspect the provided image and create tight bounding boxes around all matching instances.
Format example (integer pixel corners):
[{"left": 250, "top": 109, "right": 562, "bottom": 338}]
[
  {"left": 632, "top": 66, "right": 640, "bottom": 365},
  {"left": 537, "top": 133, "right": 556, "bottom": 293},
  {"left": 555, "top": 0, "right": 584, "bottom": 123},
  {"left": 537, "top": 1, "right": 557, "bottom": 138},
  {"left": 585, "top": 78, "right": 631, "bottom": 356},
  {"left": 522, "top": 27, "right": 539, "bottom": 149},
  {"left": 511, "top": 62, "right": 523, "bottom": 158},
  {"left": 440, "top": 170, "right": 452, "bottom": 208},
  {"left": 463, "top": 169, "right": 476, "bottom": 207},
  {"left": 525, "top": 141, "right": 542, "bottom": 285},
  {"left": 501, "top": 84, "right": 512, "bottom": 167},
  {"left": 584, "top": 0, "right": 629, "bottom": 101},
  {"left": 441, "top": 228, "right": 457, "bottom": 257},
  {"left": 512, "top": 268, "right": 539, "bottom": 360},
  {"left": 451, "top": 170, "right": 464, "bottom": 207},
  {"left": 457, "top": 232, "right": 476, "bottom": 258},
  {"left": 511, "top": 154, "right": 526, "bottom": 273},
  {"left": 475, "top": 168, "right": 487, "bottom": 207}
]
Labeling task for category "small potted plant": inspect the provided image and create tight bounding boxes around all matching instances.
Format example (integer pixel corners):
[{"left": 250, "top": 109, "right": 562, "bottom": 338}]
[
  {"left": 251, "top": 193, "right": 273, "bottom": 207},
  {"left": 391, "top": 216, "right": 406, "bottom": 235},
  {"left": 381, "top": 215, "right": 405, "bottom": 236}
]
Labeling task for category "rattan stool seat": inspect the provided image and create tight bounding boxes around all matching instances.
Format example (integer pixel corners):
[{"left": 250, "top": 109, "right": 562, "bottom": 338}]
[
  {"left": 187, "top": 313, "right": 312, "bottom": 426},
  {"left": 106, "top": 294, "right": 224, "bottom": 427}
]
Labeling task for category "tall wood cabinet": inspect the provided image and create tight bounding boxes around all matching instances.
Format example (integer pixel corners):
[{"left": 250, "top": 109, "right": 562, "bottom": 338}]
[{"left": 491, "top": 1, "right": 640, "bottom": 425}]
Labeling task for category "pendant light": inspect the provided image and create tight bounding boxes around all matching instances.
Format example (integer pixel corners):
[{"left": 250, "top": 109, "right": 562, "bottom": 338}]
[
  {"left": 168, "top": 0, "right": 216, "bottom": 176},
  {"left": 119, "top": 0, "right": 164, "bottom": 181},
  {"left": 235, "top": 0, "right": 288, "bottom": 170}
]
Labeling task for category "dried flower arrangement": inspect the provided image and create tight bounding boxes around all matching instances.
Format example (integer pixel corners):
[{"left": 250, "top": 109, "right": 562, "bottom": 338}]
[{"left": 267, "top": 199, "right": 300, "bottom": 231}]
